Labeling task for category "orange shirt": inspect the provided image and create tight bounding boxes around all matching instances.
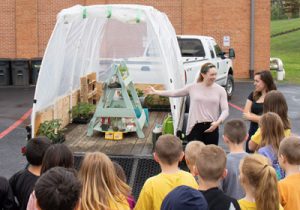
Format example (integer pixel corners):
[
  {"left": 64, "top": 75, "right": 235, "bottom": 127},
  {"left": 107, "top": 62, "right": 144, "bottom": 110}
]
[{"left": 278, "top": 173, "right": 300, "bottom": 210}]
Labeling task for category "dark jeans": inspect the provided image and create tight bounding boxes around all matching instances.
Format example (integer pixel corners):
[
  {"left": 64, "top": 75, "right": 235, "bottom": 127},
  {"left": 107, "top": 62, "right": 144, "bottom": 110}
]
[{"left": 186, "top": 122, "right": 219, "bottom": 145}]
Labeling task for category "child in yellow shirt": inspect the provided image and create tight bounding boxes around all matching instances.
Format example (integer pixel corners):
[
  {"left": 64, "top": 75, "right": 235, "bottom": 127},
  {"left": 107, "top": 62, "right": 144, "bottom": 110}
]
[{"left": 135, "top": 134, "right": 198, "bottom": 210}]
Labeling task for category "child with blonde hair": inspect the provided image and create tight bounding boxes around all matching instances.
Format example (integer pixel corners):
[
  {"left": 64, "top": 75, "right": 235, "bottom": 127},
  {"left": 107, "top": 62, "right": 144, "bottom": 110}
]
[
  {"left": 278, "top": 137, "right": 300, "bottom": 210},
  {"left": 239, "top": 154, "right": 283, "bottom": 210},
  {"left": 184, "top": 141, "right": 205, "bottom": 176},
  {"left": 79, "top": 152, "right": 131, "bottom": 210},
  {"left": 113, "top": 162, "right": 135, "bottom": 209},
  {"left": 257, "top": 112, "right": 285, "bottom": 179}
]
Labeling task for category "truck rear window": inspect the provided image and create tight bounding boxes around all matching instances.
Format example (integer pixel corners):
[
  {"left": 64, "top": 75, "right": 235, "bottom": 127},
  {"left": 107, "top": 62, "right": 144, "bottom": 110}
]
[{"left": 177, "top": 38, "right": 205, "bottom": 57}]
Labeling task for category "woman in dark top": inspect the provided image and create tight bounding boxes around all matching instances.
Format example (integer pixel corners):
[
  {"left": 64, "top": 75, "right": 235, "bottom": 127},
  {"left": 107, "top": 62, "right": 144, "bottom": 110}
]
[{"left": 243, "top": 70, "right": 276, "bottom": 152}]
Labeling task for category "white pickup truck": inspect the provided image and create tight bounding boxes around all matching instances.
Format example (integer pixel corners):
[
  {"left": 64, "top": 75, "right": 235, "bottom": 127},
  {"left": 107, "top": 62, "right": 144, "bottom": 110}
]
[{"left": 177, "top": 35, "right": 235, "bottom": 99}]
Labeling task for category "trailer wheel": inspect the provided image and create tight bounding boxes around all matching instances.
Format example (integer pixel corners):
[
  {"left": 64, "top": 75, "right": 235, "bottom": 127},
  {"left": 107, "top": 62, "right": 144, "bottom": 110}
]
[{"left": 225, "top": 74, "right": 234, "bottom": 100}]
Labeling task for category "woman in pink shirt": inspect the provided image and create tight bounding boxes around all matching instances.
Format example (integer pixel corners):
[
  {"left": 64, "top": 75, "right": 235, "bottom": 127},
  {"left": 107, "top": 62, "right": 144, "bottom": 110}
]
[{"left": 146, "top": 63, "right": 229, "bottom": 145}]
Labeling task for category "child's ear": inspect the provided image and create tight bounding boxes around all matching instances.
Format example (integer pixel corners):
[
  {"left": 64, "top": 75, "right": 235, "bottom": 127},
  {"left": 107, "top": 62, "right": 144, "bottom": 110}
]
[
  {"left": 279, "top": 154, "right": 287, "bottom": 164},
  {"left": 153, "top": 152, "right": 160, "bottom": 163},
  {"left": 35, "top": 200, "right": 42, "bottom": 210},
  {"left": 75, "top": 198, "right": 81, "bottom": 210},
  {"left": 193, "top": 165, "right": 199, "bottom": 176},
  {"left": 179, "top": 151, "right": 184, "bottom": 161},
  {"left": 185, "top": 158, "right": 190, "bottom": 166},
  {"left": 223, "top": 135, "right": 229, "bottom": 144},
  {"left": 221, "top": 169, "right": 228, "bottom": 179}
]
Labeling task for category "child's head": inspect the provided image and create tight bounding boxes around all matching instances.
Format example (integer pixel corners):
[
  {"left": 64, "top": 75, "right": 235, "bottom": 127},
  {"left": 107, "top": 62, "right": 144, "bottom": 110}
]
[
  {"left": 223, "top": 119, "right": 247, "bottom": 145},
  {"left": 264, "top": 90, "right": 291, "bottom": 129},
  {"left": 161, "top": 185, "right": 208, "bottom": 210},
  {"left": 154, "top": 134, "right": 183, "bottom": 165},
  {"left": 79, "top": 152, "right": 130, "bottom": 210},
  {"left": 278, "top": 136, "right": 300, "bottom": 168},
  {"left": 240, "top": 154, "right": 279, "bottom": 210},
  {"left": 259, "top": 112, "right": 285, "bottom": 153},
  {"left": 35, "top": 167, "right": 81, "bottom": 210},
  {"left": 195, "top": 145, "right": 226, "bottom": 182},
  {"left": 41, "top": 144, "right": 74, "bottom": 174},
  {"left": 113, "top": 161, "right": 127, "bottom": 183},
  {"left": 185, "top": 141, "right": 205, "bottom": 174},
  {"left": 25, "top": 137, "right": 51, "bottom": 166}
]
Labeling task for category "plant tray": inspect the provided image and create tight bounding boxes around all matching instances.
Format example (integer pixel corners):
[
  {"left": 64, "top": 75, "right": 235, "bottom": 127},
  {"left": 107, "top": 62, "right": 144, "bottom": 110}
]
[{"left": 72, "top": 117, "right": 91, "bottom": 124}]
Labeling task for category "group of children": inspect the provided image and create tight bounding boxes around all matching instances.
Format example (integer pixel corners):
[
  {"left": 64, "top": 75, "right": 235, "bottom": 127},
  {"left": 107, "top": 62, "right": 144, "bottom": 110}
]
[
  {"left": 135, "top": 118, "right": 300, "bottom": 210},
  {"left": 0, "top": 120, "right": 299, "bottom": 210}
]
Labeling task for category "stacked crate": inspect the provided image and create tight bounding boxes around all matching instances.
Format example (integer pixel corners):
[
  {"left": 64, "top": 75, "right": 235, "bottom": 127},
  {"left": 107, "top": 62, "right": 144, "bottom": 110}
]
[{"left": 80, "top": 72, "right": 98, "bottom": 104}]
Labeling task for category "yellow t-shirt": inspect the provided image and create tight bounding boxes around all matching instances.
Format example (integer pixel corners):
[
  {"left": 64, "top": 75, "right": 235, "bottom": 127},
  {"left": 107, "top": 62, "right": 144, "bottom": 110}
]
[
  {"left": 278, "top": 173, "right": 300, "bottom": 210},
  {"left": 238, "top": 199, "right": 283, "bottom": 210},
  {"left": 134, "top": 170, "right": 198, "bottom": 210},
  {"left": 108, "top": 195, "right": 130, "bottom": 210},
  {"left": 238, "top": 199, "right": 256, "bottom": 210},
  {"left": 251, "top": 128, "right": 291, "bottom": 146}
]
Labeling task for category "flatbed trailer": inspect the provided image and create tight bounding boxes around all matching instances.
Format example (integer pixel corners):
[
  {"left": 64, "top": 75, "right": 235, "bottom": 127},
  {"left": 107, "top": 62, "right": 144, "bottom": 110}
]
[{"left": 64, "top": 111, "right": 168, "bottom": 155}]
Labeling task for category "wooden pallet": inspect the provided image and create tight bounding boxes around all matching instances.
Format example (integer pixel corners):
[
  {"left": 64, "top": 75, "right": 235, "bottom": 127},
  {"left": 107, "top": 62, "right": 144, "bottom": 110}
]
[{"left": 80, "top": 72, "right": 98, "bottom": 104}]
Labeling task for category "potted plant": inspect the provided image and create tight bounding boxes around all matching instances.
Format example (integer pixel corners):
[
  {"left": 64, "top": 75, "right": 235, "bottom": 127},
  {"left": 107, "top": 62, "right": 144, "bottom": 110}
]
[
  {"left": 71, "top": 102, "right": 96, "bottom": 124},
  {"left": 37, "top": 119, "right": 65, "bottom": 144},
  {"left": 136, "top": 88, "right": 145, "bottom": 106},
  {"left": 144, "top": 94, "right": 170, "bottom": 111}
]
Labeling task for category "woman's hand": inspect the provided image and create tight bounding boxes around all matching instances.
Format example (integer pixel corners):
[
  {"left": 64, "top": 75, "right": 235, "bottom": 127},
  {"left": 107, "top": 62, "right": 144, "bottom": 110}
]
[
  {"left": 204, "top": 121, "right": 219, "bottom": 133},
  {"left": 243, "top": 112, "right": 251, "bottom": 121},
  {"left": 144, "top": 86, "right": 156, "bottom": 95}
]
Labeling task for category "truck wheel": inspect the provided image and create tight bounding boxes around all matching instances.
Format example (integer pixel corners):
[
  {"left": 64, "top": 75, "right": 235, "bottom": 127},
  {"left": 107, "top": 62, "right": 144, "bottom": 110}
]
[{"left": 225, "top": 74, "right": 234, "bottom": 100}]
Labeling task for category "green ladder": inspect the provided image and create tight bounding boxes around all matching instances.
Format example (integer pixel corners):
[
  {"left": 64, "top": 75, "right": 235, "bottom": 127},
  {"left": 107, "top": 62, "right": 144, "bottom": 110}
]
[{"left": 87, "top": 62, "right": 148, "bottom": 138}]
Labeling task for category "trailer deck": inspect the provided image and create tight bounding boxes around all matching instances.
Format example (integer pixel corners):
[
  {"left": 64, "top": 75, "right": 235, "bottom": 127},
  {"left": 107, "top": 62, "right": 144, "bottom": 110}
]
[{"left": 64, "top": 111, "right": 168, "bottom": 155}]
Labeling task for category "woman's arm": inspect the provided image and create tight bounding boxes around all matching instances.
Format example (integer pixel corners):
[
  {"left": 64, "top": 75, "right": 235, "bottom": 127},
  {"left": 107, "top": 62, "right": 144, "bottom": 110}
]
[
  {"left": 145, "top": 85, "right": 190, "bottom": 97},
  {"left": 243, "top": 99, "right": 261, "bottom": 123},
  {"left": 218, "top": 89, "right": 229, "bottom": 124},
  {"left": 249, "top": 140, "right": 259, "bottom": 152}
]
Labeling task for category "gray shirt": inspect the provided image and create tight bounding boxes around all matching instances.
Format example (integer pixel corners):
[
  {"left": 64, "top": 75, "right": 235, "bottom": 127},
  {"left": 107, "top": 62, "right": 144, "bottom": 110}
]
[{"left": 222, "top": 152, "right": 248, "bottom": 200}]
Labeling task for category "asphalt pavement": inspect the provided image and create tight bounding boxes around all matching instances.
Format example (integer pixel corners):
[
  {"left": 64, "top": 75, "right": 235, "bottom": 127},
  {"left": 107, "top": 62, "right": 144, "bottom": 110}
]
[{"left": 0, "top": 81, "right": 300, "bottom": 178}]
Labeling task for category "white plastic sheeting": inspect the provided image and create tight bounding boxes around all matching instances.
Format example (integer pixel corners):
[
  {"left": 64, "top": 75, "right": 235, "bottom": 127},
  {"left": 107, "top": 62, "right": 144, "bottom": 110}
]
[{"left": 32, "top": 4, "right": 185, "bottom": 135}]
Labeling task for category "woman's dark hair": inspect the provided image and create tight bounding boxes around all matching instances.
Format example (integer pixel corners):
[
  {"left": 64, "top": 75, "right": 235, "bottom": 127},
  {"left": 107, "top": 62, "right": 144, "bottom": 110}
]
[
  {"left": 253, "top": 70, "right": 277, "bottom": 100},
  {"left": 263, "top": 90, "right": 291, "bottom": 129},
  {"left": 197, "top": 63, "right": 216, "bottom": 82},
  {"left": 41, "top": 144, "right": 74, "bottom": 174}
]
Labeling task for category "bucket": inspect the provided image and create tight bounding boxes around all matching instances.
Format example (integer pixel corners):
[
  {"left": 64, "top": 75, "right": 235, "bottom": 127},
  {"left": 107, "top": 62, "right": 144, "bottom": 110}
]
[{"left": 152, "top": 124, "right": 162, "bottom": 151}]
